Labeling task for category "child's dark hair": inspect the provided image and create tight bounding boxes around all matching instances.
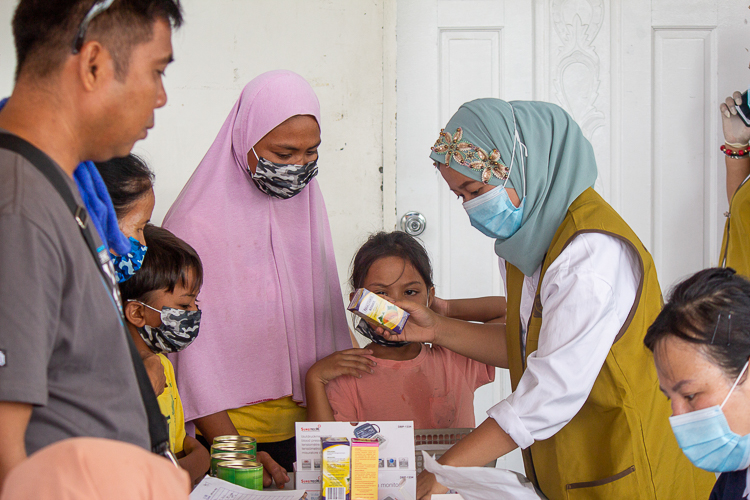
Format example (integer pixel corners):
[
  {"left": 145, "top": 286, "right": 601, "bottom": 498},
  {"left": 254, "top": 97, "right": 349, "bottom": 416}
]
[
  {"left": 119, "top": 224, "right": 203, "bottom": 302},
  {"left": 95, "top": 154, "right": 154, "bottom": 220},
  {"left": 644, "top": 267, "right": 750, "bottom": 379},
  {"left": 350, "top": 231, "right": 434, "bottom": 291}
]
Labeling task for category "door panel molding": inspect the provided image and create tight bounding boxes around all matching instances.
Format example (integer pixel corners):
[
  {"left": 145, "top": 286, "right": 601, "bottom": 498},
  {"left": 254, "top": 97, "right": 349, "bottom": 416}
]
[{"left": 651, "top": 27, "right": 718, "bottom": 288}]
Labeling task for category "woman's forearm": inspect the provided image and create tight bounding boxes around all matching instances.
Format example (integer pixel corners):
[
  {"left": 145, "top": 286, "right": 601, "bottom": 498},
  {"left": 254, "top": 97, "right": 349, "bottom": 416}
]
[
  {"left": 439, "top": 418, "right": 518, "bottom": 467},
  {"left": 726, "top": 156, "right": 750, "bottom": 204},
  {"left": 434, "top": 319, "right": 507, "bottom": 367},
  {"left": 444, "top": 296, "right": 507, "bottom": 323},
  {"left": 194, "top": 410, "right": 239, "bottom": 445}
]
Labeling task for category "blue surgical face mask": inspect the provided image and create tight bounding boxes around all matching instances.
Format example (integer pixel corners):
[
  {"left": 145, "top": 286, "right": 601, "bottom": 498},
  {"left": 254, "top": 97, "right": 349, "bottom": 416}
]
[
  {"left": 462, "top": 103, "right": 527, "bottom": 241},
  {"left": 669, "top": 360, "right": 750, "bottom": 472},
  {"left": 463, "top": 187, "right": 525, "bottom": 240},
  {"left": 109, "top": 237, "right": 147, "bottom": 283}
]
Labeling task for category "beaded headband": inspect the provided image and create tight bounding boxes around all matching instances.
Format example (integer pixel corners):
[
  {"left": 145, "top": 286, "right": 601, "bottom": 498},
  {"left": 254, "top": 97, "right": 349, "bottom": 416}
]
[{"left": 431, "top": 127, "right": 508, "bottom": 184}]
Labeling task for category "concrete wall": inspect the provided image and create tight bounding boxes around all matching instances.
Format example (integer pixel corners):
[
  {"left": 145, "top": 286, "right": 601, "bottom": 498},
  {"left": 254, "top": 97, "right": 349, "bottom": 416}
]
[{"left": 0, "top": 0, "right": 397, "bottom": 299}]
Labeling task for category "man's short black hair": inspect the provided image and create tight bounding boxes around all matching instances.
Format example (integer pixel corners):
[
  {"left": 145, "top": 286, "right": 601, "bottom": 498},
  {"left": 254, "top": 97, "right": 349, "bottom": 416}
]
[
  {"left": 119, "top": 224, "right": 202, "bottom": 303},
  {"left": 12, "top": 0, "right": 183, "bottom": 80}
]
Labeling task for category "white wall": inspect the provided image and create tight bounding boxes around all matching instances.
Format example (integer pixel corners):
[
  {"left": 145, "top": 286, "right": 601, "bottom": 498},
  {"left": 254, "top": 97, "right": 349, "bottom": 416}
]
[{"left": 0, "top": 0, "right": 396, "bottom": 299}]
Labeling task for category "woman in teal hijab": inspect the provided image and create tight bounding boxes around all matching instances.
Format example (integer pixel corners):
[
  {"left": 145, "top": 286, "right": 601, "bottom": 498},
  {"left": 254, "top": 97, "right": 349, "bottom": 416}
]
[
  {"left": 431, "top": 98, "right": 597, "bottom": 275},
  {"left": 383, "top": 99, "right": 714, "bottom": 499}
]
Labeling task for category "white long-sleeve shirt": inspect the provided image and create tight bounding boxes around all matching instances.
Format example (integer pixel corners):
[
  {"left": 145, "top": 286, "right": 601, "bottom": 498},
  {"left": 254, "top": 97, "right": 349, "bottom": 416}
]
[{"left": 487, "top": 232, "right": 641, "bottom": 449}]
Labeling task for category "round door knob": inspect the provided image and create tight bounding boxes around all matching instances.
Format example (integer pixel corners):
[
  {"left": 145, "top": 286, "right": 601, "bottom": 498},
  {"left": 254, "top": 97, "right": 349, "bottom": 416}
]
[{"left": 400, "top": 211, "right": 426, "bottom": 236}]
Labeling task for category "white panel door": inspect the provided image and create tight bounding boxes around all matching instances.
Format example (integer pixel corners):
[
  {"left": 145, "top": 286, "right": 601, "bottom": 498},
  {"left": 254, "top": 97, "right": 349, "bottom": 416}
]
[
  {"left": 396, "top": 0, "right": 745, "bottom": 475},
  {"left": 398, "top": 0, "right": 533, "bottom": 473}
]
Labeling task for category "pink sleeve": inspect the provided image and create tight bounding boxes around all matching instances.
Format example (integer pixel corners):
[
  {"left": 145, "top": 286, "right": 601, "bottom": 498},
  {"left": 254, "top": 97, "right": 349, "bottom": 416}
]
[
  {"left": 442, "top": 347, "right": 495, "bottom": 390},
  {"left": 324, "top": 376, "right": 359, "bottom": 422},
  {"left": 473, "top": 359, "right": 496, "bottom": 389}
]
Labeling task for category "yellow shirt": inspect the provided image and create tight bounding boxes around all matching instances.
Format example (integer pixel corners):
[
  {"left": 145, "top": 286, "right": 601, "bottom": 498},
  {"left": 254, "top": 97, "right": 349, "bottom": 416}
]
[
  {"left": 156, "top": 354, "right": 186, "bottom": 454},
  {"left": 227, "top": 396, "right": 307, "bottom": 443}
]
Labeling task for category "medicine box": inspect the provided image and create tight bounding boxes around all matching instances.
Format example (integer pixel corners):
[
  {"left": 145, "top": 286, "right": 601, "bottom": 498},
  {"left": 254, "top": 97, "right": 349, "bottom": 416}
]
[
  {"left": 374, "top": 470, "right": 417, "bottom": 500},
  {"left": 296, "top": 421, "right": 416, "bottom": 500},
  {"left": 295, "top": 470, "right": 322, "bottom": 500},
  {"left": 296, "top": 469, "right": 416, "bottom": 500},
  {"left": 321, "top": 438, "right": 350, "bottom": 500},
  {"left": 351, "top": 438, "right": 378, "bottom": 500},
  {"left": 347, "top": 288, "right": 409, "bottom": 335}
]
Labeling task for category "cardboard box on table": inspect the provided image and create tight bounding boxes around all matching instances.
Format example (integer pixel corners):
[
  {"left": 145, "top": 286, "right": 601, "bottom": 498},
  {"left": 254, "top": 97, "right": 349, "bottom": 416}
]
[
  {"left": 295, "top": 421, "right": 416, "bottom": 500},
  {"left": 296, "top": 470, "right": 416, "bottom": 500}
]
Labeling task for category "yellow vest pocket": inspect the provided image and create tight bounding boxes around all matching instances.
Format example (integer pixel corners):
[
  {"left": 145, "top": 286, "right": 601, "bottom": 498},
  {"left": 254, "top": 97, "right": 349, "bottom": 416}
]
[{"left": 565, "top": 466, "right": 636, "bottom": 500}]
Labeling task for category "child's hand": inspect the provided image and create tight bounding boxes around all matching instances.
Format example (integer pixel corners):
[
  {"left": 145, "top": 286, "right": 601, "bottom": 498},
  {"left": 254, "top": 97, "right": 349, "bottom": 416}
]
[
  {"left": 257, "top": 451, "right": 289, "bottom": 488},
  {"left": 377, "top": 300, "right": 440, "bottom": 344},
  {"left": 309, "top": 348, "right": 376, "bottom": 384}
]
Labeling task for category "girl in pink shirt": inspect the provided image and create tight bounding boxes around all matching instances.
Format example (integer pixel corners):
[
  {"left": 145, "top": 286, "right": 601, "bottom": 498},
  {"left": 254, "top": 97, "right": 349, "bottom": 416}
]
[{"left": 305, "top": 231, "right": 500, "bottom": 429}]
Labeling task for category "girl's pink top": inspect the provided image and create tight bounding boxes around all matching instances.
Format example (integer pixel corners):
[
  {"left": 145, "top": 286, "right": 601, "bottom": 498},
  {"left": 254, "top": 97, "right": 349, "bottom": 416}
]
[
  {"left": 325, "top": 344, "right": 495, "bottom": 429},
  {"left": 163, "top": 70, "right": 351, "bottom": 421}
]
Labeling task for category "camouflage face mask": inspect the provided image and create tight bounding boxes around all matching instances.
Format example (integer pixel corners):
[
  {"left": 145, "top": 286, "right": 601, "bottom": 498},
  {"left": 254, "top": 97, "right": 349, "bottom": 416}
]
[
  {"left": 354, "top": 317, "right": 410, "bottom": 348},
  {"left": 109, "top": 237, "right": 147, "bottom": 283},
  {"left": 249, "top": 148, "right": 319, "bottom": 199},
  {"left": 132, "top": 302, "right": 201, "bottom": 354}
]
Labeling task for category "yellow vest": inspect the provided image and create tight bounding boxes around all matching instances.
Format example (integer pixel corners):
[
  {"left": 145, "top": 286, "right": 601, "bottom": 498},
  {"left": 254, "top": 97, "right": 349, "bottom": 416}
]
[
  {"left": 505, "top": 188, "right": 715, "bottom": 500},
  {"left": 720, "top": 176, "right": 750, "bottom": 277}
]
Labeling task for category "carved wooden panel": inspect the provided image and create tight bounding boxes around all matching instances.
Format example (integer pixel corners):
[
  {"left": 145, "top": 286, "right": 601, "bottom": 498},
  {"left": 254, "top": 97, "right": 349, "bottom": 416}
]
[{"left": 545, "top": 0, "right": 612, "bottom": 198}]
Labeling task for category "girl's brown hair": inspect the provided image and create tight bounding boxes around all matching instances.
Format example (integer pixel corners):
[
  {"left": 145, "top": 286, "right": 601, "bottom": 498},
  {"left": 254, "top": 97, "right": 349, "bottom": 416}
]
[{"left": 350, "top": 231, "right": 434, "bottom": 291}]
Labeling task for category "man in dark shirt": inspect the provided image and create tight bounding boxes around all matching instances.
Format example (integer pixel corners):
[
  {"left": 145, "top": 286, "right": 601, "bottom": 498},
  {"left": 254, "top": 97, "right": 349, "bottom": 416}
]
[{"left": 0, "top": 0, "right": 182, "bottom": 490}]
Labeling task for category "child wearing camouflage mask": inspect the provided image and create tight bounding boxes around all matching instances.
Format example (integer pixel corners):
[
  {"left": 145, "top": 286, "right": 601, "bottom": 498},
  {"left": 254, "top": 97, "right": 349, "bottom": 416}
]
[{"left": 119, "top": 224, "right": 209, "bottom": 485}]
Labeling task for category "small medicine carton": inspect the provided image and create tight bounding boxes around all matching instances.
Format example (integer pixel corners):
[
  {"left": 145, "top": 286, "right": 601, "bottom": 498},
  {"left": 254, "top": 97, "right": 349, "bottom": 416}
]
[
  {"left": 351, "top": 438, "right": 379, "bottom": 500},
  {"left": 348, "top": 288, "right": 410, "bottom": 335},
  {"left": 321, "top": 437, "right": 351, "bottom": 500}
]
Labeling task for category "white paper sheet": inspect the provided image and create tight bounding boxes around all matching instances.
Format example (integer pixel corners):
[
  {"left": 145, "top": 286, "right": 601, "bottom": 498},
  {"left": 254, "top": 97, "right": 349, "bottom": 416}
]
[{"left": 190, "top": 476, "right": 306, "bottom": 500}]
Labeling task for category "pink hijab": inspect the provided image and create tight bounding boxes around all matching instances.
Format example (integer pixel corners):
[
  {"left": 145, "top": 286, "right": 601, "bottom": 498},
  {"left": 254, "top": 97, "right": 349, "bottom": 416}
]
[{"left": 163, "top": 70, "right": 351, "bottom": 421}]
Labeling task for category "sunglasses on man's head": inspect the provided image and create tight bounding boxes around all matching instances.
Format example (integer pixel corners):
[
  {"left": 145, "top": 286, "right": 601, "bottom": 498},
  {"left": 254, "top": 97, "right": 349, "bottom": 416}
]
[{"left": 72, "top": 0, "right": 117, "bottom": 54}]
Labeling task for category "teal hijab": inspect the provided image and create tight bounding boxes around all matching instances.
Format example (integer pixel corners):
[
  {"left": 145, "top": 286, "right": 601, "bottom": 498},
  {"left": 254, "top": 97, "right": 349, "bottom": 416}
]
[{"left": 429, "top": 99, "right": 598, "bottom": 276}]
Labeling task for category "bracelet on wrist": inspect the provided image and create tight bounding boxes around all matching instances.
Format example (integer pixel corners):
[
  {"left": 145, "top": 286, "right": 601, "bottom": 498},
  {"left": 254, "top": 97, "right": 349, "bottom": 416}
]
[{"left": 721, "top": 144, "right": 750, "bottom": 159}]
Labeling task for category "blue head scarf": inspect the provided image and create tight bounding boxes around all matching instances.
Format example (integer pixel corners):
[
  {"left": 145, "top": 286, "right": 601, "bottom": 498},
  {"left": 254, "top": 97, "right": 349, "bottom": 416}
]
[
  {"left": 430, "top": 99, "right": 598, "bottom": 276},
  {"left": 0, "top": 98, "right": 130, "bottom": 256}
]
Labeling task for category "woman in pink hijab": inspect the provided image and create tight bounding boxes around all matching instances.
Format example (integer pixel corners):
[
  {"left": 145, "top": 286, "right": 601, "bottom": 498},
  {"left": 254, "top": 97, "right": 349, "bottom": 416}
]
[{"left": 163, "top": 71, "right": 353, "bottom": 475}]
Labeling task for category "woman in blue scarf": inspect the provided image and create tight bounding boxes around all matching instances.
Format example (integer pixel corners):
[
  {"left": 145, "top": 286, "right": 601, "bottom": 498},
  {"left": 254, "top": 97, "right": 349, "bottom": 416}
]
[{"left": 384, "top": 99, "right": 715, "bottom": 500}]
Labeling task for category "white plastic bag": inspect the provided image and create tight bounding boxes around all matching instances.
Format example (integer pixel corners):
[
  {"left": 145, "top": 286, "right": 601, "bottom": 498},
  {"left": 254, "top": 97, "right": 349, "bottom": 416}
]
[{"left": 422, "top": 451, "right": 546, "bottom": 500}]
